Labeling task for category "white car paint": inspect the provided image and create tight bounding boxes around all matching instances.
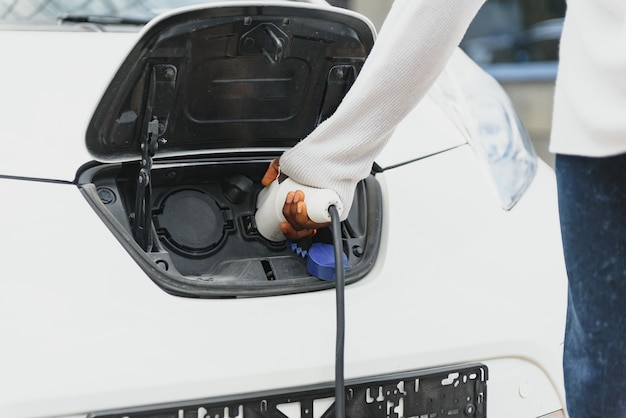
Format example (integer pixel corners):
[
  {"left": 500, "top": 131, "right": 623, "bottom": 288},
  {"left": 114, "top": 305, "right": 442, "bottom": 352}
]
[
  {"left": 0, "top": 31, "right": 137, "bottom": 181},
  {"left": 0, "top": 154, "right": 567, "bottom": 418}
]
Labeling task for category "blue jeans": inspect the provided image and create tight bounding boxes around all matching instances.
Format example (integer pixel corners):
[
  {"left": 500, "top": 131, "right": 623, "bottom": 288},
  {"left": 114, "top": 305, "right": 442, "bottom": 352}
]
[{"left": 555, "top": 153, "right": 626, "bottom": 417}]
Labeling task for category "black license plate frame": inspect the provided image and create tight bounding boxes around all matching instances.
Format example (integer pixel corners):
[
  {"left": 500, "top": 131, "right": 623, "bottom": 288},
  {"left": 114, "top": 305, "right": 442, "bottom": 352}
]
[{"left": 89, "top": 363, "right": 487, "bottom": 418}]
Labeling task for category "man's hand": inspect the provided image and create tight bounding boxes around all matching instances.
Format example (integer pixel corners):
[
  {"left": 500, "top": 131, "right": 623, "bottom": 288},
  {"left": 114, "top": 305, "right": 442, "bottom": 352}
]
[
  {"left": 280, "top": 190, "right": 331, "bottom": 240},
  {"left": 261, "top": 159, "right": 331, "bottom": 240}
]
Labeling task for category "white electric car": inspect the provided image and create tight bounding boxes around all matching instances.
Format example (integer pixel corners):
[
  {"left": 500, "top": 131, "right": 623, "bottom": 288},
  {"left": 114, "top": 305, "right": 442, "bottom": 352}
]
[{"left": 1, "top": 1, "right": 567, "bottom": 417}]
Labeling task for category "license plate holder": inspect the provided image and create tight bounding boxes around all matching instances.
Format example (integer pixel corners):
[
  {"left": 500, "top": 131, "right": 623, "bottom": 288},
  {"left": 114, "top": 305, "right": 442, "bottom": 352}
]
[{"left": 89, "top": 363, "right": 487, "bottom": 418}]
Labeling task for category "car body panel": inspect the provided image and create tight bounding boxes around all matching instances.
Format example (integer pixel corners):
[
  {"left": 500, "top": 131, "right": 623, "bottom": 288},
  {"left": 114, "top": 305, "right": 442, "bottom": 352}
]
[
  {"left": 374, "top": 91, "right": 467, "bottom": 169},
  {"left": 0, "top": 31, "right": 137, "bottom": 180},
  {"left": 0, "top": 149, "right": 566, "bottom": 417}
]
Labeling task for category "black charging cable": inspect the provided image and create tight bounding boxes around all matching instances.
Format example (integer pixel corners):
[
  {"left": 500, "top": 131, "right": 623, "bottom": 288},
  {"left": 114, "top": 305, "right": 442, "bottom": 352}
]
[{"left": 328, "top": 204, "right": 345, "bottom": 418}]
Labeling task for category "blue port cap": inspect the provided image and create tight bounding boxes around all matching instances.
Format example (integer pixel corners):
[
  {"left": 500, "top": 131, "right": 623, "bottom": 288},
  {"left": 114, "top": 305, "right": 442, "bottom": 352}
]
[{"left": 306, "top": 243, "right": 350, "bottom": 281}]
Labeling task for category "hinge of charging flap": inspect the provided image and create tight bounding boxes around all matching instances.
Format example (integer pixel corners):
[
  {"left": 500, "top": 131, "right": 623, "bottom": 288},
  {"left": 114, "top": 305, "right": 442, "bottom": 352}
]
[
  {"left": 132, "top": 64, "right": 177, "bottom": 252},
  {"left": 133, "top": 117, "right": 161, "bottom": 252}
]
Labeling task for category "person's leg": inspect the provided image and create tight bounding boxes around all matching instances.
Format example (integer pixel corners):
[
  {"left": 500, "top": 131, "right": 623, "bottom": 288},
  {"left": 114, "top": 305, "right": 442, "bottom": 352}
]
[{"left": 555, "top": 153, "right": 626, "bottom": 417}]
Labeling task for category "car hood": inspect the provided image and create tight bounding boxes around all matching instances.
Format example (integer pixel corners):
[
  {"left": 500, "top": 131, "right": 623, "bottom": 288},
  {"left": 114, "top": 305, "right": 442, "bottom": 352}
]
[{"left": 0, "top": 30, "right": 138, "bottom": 181}]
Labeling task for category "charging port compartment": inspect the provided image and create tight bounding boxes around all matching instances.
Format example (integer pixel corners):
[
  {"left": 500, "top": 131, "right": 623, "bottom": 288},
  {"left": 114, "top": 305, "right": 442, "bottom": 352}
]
[{"left": 78, "top": 159, "right": 382, "bottom": 297}]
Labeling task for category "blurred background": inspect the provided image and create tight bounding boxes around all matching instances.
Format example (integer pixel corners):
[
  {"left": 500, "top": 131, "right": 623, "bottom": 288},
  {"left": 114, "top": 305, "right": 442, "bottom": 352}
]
[{"left": 329, "top": 0, "right": 566, "bottom": 167}]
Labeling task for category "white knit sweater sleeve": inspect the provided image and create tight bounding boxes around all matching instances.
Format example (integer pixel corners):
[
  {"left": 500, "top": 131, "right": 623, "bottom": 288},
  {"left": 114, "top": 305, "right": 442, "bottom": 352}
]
[{"left": 278, "top": 0, "right": 485, "bottom": 217}]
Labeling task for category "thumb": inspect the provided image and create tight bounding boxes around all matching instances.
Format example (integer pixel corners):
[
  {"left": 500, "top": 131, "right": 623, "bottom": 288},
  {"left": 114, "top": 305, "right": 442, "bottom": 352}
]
[{"left": 261, "top": 158, "right": 280, "bottom": 187}]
